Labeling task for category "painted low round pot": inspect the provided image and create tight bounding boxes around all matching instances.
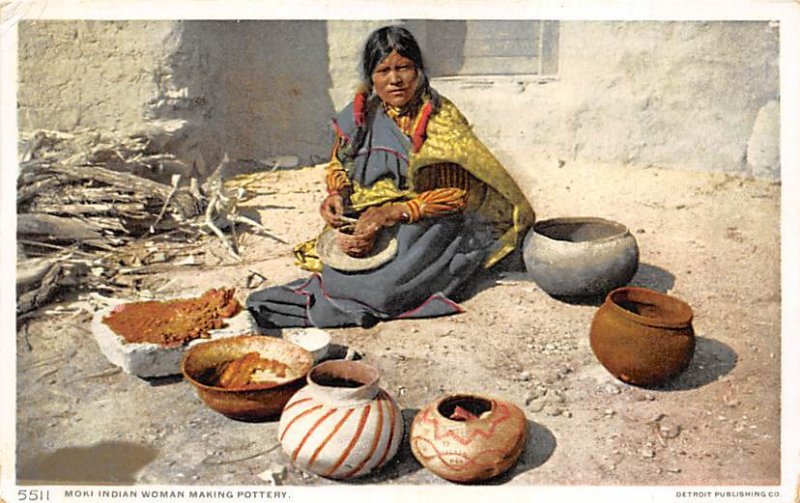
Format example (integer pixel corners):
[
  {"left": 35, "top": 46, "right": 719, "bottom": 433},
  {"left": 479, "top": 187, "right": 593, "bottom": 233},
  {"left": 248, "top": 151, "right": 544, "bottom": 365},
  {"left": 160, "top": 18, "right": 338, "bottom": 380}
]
[
  {"left": 410, "top": 394, "right": 527, "bottom": 483},
  {"left": 277, "top": 360, "right": 403, "bottom": 480},
  {"left": 523, "top": 217, "right": 639, "bottom": 298},
  {"left": 590, "top": 286, "right": 695, "bottom": 387}
]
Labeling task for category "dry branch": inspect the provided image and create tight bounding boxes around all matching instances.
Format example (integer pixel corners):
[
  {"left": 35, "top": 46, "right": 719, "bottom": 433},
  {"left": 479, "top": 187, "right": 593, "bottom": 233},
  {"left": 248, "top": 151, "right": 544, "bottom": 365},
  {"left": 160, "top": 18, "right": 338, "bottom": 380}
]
[
  {"left": 39, "top": 164, "right": 200, "bottom": 219},
  {"left": 17, "top": 176, "right": 63, "bottom": 204},
  {"left": 18, "top": 213, "right": 104, "bottom": 241},
  {"left": 17, "top": 258, "right": 89, "bottom": 314},
  {"left": 17, "top": 257, "right": 60, "bottom": 289}
]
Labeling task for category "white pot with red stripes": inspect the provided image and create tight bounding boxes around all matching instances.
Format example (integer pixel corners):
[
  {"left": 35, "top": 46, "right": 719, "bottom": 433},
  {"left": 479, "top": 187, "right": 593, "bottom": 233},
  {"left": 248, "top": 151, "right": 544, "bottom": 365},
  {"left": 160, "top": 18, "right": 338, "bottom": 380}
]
[{"left": 277, "top": 359, "right": 404, "bottom": 479}]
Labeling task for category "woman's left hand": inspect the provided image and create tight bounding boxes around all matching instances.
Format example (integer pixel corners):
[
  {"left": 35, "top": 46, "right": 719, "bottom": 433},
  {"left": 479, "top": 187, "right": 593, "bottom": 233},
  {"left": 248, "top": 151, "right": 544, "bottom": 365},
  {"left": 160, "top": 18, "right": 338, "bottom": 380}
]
[{"left": 354, "top": 204, "right": 407, "bottom": 236}]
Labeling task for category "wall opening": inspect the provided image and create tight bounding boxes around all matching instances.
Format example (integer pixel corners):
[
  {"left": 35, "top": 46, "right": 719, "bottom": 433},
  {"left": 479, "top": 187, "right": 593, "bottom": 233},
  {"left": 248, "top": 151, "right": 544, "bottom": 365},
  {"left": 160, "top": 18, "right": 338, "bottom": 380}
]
[{"left": 414, "top": 20, "right": 560, "bottom": 77}]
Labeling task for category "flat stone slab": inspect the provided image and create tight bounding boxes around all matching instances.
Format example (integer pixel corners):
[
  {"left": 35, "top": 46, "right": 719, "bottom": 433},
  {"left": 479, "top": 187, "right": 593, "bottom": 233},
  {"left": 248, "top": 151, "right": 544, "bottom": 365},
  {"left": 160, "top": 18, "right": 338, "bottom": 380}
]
[{"left": 91, "top": 299, "right": 256, "bottom": 378}]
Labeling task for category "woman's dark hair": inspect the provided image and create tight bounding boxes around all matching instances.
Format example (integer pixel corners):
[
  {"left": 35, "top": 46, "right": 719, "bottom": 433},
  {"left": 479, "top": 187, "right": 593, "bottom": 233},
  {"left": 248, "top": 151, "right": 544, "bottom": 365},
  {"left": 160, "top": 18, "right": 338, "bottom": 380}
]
[
  {"left": 338, "top": 25, "right": 438, "bottom": 161},
  {"left": 360, "top": 25, "right": 428, "bottom": 94}
]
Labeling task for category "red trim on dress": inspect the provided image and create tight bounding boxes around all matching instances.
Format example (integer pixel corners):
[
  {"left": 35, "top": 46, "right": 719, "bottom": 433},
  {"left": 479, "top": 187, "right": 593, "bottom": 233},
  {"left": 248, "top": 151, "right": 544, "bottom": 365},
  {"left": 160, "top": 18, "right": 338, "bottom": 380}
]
[
  {"left": 330, "top": 118, "right": 349, "bottom": 143},
  {"left": 353, "top": 92, "right": 368, "bottom": 127},
  {"left": 294, "top": 274, "right": 464, "bottom": 322},
  {"left": 396, "top": 293, "right": 465, "bottom": 319},
  {"left": 289, "top": 276, "right": 316, "bottom": 327},
  {"left": 355, "top": 146, "right": 409, "bottom": 163},
  {"left": 411, "top": 101, "right": 434, "bottom": 153}
]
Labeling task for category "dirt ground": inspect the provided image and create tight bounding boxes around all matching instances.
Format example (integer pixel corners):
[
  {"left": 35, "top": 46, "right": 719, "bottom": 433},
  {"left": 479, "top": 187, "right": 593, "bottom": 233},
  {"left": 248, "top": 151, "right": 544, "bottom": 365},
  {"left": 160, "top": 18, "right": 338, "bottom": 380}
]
[{"left": 15, "top": 154, "right": 781, "bottom": 488}]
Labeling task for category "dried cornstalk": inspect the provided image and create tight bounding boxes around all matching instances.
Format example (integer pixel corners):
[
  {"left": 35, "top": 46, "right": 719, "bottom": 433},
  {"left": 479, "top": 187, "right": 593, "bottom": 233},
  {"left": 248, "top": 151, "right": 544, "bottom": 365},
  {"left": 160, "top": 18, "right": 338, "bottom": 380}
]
[
  {"left": 33, "top": 164, "right": 200, "bottom": 218},
  {"left": 17, "top": 257, "right": 89, "bottom": 315},
  {"left": 18, "top": 213, "right": 104, "bottom": 241}
]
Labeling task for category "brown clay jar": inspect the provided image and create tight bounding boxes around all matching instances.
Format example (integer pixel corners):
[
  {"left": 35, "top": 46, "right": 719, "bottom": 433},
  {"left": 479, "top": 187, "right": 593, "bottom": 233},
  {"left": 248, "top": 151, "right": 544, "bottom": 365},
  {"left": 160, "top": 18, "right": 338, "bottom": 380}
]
[
  {"left": 410, "top": 394, "right": 527, "bottom": 483},
  {"left": 590, "top": 286, "right": 695, "bottom": 386}
]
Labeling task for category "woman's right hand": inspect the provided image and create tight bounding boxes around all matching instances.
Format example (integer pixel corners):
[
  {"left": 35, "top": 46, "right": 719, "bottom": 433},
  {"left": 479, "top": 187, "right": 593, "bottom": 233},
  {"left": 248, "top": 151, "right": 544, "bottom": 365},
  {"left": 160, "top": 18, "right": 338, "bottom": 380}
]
[{"left": 320, "top": 193, "right": 346, "bottom": 227}]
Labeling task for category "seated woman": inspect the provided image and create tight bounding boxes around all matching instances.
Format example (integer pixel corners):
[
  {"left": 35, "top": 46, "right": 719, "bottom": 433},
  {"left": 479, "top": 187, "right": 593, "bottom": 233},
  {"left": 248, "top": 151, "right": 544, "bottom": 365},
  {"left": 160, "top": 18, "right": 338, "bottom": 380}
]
[{"left": 247, "top": 25, "right": 534, "bottom": 329}]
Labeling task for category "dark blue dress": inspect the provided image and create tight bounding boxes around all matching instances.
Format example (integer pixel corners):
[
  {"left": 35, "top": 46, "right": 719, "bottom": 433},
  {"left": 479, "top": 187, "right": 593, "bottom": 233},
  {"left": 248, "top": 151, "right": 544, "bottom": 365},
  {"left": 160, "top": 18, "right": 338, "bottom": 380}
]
[{"left": 246, "top": 101, "right": 492, "bottom": 329}]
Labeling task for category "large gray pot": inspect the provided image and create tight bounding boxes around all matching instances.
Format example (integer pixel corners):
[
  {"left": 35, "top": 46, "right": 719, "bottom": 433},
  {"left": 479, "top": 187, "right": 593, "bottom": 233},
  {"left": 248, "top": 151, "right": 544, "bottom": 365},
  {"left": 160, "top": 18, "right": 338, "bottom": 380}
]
[{"left": 523, "top": 217, "right": 639, "bottom": 298}]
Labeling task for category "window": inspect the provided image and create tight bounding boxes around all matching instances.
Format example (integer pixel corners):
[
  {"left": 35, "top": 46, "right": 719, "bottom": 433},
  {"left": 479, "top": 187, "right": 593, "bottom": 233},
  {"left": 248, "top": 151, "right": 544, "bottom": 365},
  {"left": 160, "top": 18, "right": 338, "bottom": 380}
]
[{"left": 414, "top": 20, "right": 559, "bottom": 78}]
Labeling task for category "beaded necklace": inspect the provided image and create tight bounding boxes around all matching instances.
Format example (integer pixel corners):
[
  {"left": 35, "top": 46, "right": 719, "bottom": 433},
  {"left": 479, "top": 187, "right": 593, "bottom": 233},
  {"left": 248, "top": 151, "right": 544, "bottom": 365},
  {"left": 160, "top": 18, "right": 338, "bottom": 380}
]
[{"left": 383, "top": 101, "right": 419, "bottom": 136}]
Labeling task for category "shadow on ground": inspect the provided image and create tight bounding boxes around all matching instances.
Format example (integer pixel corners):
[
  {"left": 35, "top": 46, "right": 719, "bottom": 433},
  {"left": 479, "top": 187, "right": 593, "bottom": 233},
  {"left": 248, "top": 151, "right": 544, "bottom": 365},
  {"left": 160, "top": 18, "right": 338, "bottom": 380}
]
[
  {"left": 143, "top": 374, "right": 183, "bottom": 387},
  {"left": 464, "top": 261, "right": 678, "bottom": 308},
  {"left": 548, "top": 262, "right": 677, "bottom": 306},
  {"left": 629, "top": 263, "right": 676, "bottom": 293},
  {"left": 17, "top": 441, "right": 158, "bottom": 485},
  {"left": 482, "top": 420, "right": 557, "bottom": 485}
]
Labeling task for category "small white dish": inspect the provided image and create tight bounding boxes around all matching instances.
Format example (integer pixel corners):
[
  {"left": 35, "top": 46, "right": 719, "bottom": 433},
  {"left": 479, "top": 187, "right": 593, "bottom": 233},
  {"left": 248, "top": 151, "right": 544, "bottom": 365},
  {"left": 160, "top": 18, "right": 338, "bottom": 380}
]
[{"left": 284, "top": 328, "right": 331, "bottom": 362}]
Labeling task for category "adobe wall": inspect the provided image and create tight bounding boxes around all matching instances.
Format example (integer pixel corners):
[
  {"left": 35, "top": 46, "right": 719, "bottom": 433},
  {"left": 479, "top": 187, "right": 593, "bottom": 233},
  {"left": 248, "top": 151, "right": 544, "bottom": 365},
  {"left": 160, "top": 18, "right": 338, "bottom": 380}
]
[
  {"left": 18, "top": 20, "right": 179, "bottom": 133},
  {"left": 17, "top": 20, "right": 781, "bottom": 180},
  {"left": 430, "top": 21, "right": 780, "bottom": 180}
]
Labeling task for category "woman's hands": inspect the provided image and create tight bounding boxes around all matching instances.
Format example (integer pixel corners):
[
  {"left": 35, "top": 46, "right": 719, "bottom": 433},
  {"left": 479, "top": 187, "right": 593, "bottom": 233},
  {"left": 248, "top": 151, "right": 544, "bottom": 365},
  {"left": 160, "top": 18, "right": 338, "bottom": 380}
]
[
  {"left": 321, "top": 193, "right": 406, "bottom": 243},
  {"left": 354, "top": 204, "right": 407, "bottom": 236},
  {"left": 320, "top": 193, "right": 347, "bottom": 227}
]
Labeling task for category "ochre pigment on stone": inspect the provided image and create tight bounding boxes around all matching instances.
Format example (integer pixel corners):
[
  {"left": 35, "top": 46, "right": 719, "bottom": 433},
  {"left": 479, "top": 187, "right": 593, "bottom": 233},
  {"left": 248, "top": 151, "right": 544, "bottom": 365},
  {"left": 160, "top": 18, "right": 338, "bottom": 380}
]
[{"left": 102, "top": 288, "right": 241, "bottom": 348}]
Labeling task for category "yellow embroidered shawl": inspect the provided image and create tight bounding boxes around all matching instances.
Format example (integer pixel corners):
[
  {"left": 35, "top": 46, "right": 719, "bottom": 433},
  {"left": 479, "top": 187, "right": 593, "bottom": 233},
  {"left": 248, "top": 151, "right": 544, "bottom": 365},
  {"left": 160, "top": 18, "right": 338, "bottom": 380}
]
[
  {"left": 294, "top": 96, "right": 535, "bottom": 271},
  {"left": 408, "top": 97, "right": 535, "bottom": 268}
]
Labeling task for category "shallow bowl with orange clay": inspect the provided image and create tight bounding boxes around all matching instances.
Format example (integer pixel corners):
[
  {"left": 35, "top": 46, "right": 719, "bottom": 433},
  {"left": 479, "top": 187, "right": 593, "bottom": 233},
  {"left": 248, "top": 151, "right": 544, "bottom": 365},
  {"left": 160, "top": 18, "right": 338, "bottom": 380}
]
[{"left": 182, "top": 335, "right": 314, "bottom": 422}]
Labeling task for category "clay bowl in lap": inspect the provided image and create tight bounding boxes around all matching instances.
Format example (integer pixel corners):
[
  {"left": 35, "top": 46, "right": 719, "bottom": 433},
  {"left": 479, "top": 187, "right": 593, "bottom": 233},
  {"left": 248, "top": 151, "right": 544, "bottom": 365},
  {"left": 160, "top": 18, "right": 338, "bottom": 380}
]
[
  {"left": 523, "top": 217, "right": 639, "bottom": 298},
  {"left": 590, "top": 286, "right": 695, "bottom": 387},
  {"left": 181, "top": 335, "right": 314, "bottom": 421},
  {"left": 335, "top": 224, "right": 376, "bottom": 258}
]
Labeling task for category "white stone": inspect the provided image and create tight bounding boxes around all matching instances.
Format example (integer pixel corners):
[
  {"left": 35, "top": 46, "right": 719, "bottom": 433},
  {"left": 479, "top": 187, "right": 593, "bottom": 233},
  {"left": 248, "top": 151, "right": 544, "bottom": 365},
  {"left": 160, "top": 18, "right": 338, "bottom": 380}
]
[
  {"left": 283, "top": 328, "right": 331, "bottom": 362},
  {"left": 91, "top": 301, "right": 256, "bottom": 378},
  {"left": 263, "top": 155, "right": 300, "bottom": 169},
  {"left": 746, "top": 100, "right": 780, "bottom": 180}
]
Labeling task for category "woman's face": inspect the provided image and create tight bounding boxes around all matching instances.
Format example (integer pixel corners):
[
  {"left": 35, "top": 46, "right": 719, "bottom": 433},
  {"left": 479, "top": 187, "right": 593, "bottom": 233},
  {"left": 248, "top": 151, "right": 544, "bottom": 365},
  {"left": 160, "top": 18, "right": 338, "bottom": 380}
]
[{"left": 371, "top": 51, "right": 419, "bottom": 108}]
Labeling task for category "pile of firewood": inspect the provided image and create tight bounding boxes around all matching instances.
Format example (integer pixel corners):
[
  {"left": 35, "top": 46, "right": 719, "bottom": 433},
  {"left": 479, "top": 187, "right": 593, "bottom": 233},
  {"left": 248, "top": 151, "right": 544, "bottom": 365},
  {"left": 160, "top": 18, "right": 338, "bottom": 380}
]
[
  {"left": 16, "top": 128, "right": 207, "bottom": 315},
  {"left": 16, "top": 127, "right": 291, "bottom": 316},
  {"left": 18, "top": 129, "right": 204, "bottom": 241}
]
